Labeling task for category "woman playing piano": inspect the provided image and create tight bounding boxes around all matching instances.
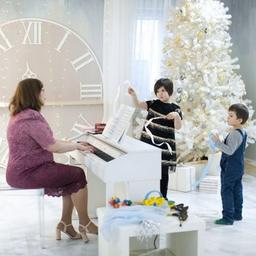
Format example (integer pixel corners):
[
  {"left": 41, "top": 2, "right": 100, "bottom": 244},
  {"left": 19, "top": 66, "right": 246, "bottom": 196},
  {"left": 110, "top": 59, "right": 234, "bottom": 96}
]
[{"left": 6, "top": 78, "right": 97, "bottom": 242}]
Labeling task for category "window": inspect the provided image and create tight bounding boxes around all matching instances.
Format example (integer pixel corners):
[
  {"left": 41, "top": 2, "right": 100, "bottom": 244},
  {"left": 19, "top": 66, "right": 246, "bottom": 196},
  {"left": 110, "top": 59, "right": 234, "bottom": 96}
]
[{"left": 131, "top": 0, "right": 167, "bottom": 99}]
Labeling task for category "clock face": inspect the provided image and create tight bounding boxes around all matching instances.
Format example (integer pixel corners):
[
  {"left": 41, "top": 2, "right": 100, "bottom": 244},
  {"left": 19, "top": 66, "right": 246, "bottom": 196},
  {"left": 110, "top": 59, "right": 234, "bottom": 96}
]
[{"left": 0, "top": 18, "right": 103, "bottom": 105}]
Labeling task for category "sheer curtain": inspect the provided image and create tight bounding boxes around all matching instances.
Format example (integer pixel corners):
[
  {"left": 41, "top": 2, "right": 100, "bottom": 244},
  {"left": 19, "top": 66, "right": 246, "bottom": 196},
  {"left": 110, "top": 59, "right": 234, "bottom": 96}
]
[{"left": 103, "top": 0, "right": 176, "bottom": 121}]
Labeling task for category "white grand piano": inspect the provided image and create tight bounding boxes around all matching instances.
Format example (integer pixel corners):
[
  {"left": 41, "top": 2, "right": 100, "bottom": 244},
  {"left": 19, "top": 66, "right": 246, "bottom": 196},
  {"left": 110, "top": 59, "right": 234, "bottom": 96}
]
[{"left": 69, "top": 105, "right": 161, "bottom": 216}]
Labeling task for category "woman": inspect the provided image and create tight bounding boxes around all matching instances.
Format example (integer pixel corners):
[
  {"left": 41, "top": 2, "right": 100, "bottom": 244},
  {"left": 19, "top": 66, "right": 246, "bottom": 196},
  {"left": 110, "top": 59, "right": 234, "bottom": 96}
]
[{"left": 6, "top": 78, "right": 97, "bottom": 242}]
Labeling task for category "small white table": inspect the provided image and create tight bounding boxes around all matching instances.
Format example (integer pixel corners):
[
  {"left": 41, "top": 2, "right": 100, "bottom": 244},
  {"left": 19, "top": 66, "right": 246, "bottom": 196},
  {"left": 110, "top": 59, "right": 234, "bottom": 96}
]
[{"left": 97, "top": 207, "right": 205, "bottom": 256}]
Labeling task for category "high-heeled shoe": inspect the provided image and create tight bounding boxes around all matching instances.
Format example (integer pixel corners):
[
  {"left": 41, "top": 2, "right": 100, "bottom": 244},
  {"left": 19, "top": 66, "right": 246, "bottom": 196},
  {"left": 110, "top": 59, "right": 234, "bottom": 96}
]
[
  {"left": 56, "top": 221, "right": 82, "bottom": 240},
  {"left": 78, "top": 224, "right": 90, "bottom": 243},
  {"left": 79, "top": 220, "right": 98, "bottom": 243}
]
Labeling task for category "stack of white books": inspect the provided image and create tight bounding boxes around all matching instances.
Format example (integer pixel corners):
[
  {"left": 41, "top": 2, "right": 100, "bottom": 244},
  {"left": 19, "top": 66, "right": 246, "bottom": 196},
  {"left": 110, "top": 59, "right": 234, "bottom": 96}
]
[{"left": 199, "top": 175, "right": 220, "bottom": 193}]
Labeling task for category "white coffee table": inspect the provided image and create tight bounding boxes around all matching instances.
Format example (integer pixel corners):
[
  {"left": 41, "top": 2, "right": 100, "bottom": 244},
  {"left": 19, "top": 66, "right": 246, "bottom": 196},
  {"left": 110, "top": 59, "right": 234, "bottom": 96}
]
[{"left": 97, "top": 207, "right": 205, "bottom": 256}]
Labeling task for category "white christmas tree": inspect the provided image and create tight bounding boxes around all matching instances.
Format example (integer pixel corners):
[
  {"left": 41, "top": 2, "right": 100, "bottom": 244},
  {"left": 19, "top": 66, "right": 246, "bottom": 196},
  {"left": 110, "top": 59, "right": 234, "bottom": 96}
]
[{"left": 162, "top": 0, "right": 256, "bottom": 162}]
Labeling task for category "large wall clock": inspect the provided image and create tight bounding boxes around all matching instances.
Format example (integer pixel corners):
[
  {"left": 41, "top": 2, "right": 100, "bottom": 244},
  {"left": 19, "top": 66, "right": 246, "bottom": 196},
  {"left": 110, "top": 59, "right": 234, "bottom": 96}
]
[{"left": 0, "top": 18, "right": 103, "bottom": 105}]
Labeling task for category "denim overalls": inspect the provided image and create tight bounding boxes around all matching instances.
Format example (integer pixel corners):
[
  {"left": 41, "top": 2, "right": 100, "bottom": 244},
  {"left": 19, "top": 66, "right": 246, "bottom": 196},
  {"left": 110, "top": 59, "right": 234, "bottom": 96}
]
[{"left": 220, "top": 129, "right": 247, "bottom": 223}]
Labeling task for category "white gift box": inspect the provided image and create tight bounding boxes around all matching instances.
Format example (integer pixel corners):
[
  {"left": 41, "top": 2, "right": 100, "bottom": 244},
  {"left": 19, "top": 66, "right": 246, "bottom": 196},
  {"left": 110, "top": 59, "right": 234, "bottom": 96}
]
[{"left": 169, "top": 165, "right": 196, "bottom": 192}]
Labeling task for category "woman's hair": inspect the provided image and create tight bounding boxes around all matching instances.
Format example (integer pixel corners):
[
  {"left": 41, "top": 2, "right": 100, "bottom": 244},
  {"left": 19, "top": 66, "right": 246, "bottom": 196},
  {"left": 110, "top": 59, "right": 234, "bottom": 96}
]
[{"left": 9, "top": 78, "right": 44, "bottom": 116}]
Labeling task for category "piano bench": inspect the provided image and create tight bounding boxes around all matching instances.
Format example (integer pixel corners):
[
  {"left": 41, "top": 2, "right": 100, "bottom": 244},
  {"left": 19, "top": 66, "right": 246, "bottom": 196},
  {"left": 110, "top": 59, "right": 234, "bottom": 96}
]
[
  {"left": 97, "top": 207, "right": 205, "bottom": 256},
  {"left": 0, "top": 184, "right": 45, "bottom": 249}
]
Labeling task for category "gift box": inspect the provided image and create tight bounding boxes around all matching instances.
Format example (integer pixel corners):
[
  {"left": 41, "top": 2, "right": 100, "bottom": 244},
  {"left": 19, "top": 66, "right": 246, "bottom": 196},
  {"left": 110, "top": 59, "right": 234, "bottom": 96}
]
[{"left": 169, "top": 166, "right": 195, "bottom": 192}]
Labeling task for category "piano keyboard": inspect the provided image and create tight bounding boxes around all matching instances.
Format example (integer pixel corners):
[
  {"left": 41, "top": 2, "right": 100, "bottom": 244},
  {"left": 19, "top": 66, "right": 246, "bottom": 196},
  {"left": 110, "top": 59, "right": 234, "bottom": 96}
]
[
  {"left": 85, "top": 134, "right": 127, "bottom": 161},
  {"left": 92, "top": 147, "right": 114, "bottom": 162}
]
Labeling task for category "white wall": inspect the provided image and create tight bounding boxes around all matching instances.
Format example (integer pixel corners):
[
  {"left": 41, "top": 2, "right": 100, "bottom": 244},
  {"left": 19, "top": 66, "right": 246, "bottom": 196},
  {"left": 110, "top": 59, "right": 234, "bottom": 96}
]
[
  {"left": 0, "top": 0, "right": 104, "bottom": 145},
  {"left": 0, "top": 104, "right": 103, "bottom": 139},
  {"left": 42, "top": 105, "right": 103, "bottom": 139},
  {"left": 223, "top": 0, "right": 256, "bottom": 161},
  {"left": 0, "top": 0, "right": 104, "bottom": 64}
]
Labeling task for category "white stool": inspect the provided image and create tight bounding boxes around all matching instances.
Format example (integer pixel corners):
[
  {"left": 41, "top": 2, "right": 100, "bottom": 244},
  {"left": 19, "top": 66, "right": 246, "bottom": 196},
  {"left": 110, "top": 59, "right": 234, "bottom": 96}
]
[
  {"left": 97, "top": 207, "right": 205, "bottom": 256},
  {"left": 0, "top": 184, "right": 45, "bottom": 249}
]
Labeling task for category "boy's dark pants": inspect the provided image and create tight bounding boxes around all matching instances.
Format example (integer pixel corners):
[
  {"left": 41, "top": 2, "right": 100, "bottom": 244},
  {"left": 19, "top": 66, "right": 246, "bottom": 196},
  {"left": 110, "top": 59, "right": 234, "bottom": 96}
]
[
  {"left": 160, "top": 165, "right": 169, "bottom": 199},
  {"left": 221, "top": 170, "right": 243, "bottom": 223}
]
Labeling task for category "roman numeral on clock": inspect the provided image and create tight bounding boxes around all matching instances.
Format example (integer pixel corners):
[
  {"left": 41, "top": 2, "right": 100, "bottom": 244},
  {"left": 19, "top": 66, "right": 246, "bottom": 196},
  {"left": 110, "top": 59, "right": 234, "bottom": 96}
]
[
  {"left": 71, "top": 52, "right": 94, "bottom": 72},
  {"left": 0, "top": 29, "right": 12, "bottom": 52},
  {"left": 55, "top": 30, "right": 70, "bottom": 52},
  {"left": 80, "top": 83, "right": 102, "bottom": 99},
  {"left": 22, "top": 21, "right": 42, "bottom": 45}
]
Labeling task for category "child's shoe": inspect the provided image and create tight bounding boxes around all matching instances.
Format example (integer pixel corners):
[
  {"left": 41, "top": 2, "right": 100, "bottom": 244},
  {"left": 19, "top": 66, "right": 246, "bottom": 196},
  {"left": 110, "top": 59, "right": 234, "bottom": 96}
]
[
  {"left": 234, "top": 216, "right": 242, "bottom": 221},
  {"left": 214, "top": 218, "right": 233, "bottom": 225}
]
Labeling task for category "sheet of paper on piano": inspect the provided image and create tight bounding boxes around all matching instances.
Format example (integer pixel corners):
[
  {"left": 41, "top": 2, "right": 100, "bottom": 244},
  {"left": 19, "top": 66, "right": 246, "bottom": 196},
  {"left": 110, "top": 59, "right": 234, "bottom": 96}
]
[{"left": 102, "top": 104, "right": 135, "bottom": 143}]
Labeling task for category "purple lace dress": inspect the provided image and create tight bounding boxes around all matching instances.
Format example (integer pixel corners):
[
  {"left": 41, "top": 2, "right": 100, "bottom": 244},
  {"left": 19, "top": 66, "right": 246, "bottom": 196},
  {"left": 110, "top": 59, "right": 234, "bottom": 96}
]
[{"left": 6, "top": 109, "right": 86, "bottom": 197}]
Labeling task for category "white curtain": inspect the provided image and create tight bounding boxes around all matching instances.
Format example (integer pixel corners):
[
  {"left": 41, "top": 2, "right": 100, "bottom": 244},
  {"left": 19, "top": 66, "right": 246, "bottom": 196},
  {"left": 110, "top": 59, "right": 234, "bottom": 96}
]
[{"left": 103, "top": 0, "right": 177, "bottom": 121}]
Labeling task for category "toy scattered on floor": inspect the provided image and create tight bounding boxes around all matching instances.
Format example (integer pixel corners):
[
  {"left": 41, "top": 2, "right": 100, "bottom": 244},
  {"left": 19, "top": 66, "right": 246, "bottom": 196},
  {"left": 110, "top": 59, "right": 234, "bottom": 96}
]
[
  {"left": 168, "top": 203, "right": 189, "bottom": 226},
  {"left": 143, "top": 196, "right": 165, "bottom": 207},
  {"left": 167, "top": 200, "right": 175, "bottom": 208},
  {"left": 143, "top": 190, "right": 166, "bottom": 207},
  {"left": 108, "top": 192, "right": 176, "bottom": 210},
  {"left": 122, "top": 199, "right": 133, "bottom": 206},
  {"left": 109, "top": 196, "right": 132, "bottom": 208}
]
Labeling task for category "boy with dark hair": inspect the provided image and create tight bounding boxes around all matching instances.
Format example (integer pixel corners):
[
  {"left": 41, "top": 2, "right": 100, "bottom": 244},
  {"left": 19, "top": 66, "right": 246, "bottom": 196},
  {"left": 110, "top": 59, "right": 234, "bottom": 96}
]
[
  {"left": 128, "top": 78, "right": 182, "bottom": 199},
  {"left": 212, "top": 103, "right": 249, "bottom": 225}
]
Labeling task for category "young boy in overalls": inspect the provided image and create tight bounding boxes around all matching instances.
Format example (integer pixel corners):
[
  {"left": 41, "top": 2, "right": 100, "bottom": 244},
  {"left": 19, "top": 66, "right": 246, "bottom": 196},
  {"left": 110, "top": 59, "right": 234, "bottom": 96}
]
[{"left": 212, "top": 103, "right": 249, "bottom": 225}]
